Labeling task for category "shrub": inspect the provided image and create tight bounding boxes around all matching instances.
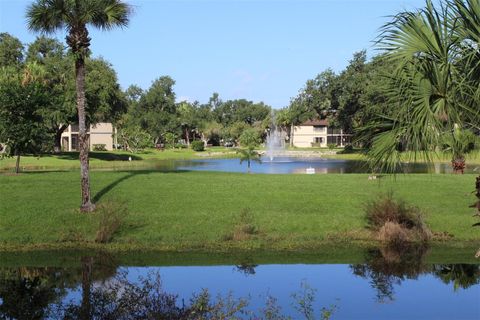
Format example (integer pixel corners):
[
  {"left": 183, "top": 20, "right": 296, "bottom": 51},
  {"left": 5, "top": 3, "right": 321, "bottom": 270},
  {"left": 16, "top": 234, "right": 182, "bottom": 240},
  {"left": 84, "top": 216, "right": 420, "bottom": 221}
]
[
  {"left": 95, "top": 201, "right": 128, "bottom": 243},
  {"left": 93, "top": 144, "right": 107, "bottom": 151},
  {"left": 365, "top": 193, "right": 431, "bottom": 244},
  {"left": 175, "top": 143, "right": 187, "bottom": 149},
  {"left": 191, "top": 140, "right": 205, "bottom": 151},
  {"left": 234, "top": 208, "right": 257, "bottom": 240},
  {"left": 337, "top": 144, "right": 354, "bottom": 154},
  {"left": 327, "top": 143, "right": 336, "bottom": 150}
]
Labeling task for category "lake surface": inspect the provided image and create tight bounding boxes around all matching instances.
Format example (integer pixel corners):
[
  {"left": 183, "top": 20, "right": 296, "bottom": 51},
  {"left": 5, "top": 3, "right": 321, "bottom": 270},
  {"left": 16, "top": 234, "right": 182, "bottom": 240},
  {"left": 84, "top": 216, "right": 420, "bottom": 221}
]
[
  {"left": 173, "top": 157, "right": 479, "bottom": 174},
  {"left": 1, "top": 247, "right": 478, "bottom": 319}
]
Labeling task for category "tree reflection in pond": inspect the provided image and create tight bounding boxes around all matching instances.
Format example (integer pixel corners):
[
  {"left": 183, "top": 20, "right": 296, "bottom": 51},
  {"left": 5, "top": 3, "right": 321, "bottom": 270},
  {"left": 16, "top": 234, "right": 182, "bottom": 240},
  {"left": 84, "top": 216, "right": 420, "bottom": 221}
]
[
  {"left": 0, "top": 249, "right": 478, "bottom": 319},
  {"left": 351, "top": 244, "right": 480, "bottom": 303}
]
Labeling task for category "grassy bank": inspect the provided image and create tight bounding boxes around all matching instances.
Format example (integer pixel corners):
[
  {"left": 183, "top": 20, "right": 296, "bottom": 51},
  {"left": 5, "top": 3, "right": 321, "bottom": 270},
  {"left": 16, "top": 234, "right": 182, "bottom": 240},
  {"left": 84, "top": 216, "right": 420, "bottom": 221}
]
[
  {"left": 0, "top": 171, "right": 478, "bottom": 251},
  {"left": 0, "top": 147, "right": 237, "bottom": 171}
]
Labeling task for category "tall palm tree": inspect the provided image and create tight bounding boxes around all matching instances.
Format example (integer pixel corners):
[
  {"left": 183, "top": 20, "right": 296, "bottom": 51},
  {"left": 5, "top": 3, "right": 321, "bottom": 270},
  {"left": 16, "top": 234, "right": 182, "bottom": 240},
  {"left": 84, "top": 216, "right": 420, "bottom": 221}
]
[{"left": 26, "top": 0, "right": 131, "bottom": 212}]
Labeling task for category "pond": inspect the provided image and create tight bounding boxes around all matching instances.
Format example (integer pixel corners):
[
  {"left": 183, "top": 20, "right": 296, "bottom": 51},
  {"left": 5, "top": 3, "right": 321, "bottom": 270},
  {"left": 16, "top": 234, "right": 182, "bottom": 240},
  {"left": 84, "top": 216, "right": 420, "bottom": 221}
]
[
  {"left": 170, "top": 157, "right": 479, "bottom": 174},
  {"left": 1, "top": 246, "right": 478, "bottom": 319}
]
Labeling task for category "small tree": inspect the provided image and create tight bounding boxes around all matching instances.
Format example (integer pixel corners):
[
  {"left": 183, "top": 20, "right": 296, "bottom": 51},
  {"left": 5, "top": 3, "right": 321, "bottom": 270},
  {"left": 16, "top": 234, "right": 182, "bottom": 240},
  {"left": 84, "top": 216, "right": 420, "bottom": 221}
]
[
  {"left": 441, "top": 127, "right": 478, "bottom": 174},
  {"left": 237, "top": 129, "right": 262, "bottom": 173},
  {"left": 163, "top": 132, "right": 177, "bottom": 149},
  {"left": 237, "top": 146, "right": 262, "bottom": 173},
  {"left": 118, "top": 125, "right": 151, "bottom": 153}
]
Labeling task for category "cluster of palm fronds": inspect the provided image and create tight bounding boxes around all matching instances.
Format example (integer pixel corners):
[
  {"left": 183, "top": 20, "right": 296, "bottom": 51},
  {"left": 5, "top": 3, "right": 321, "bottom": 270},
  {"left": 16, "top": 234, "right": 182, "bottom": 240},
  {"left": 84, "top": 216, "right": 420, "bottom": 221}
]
[{"left": 364, "top": 0, "right": 479, "bottom": 173}]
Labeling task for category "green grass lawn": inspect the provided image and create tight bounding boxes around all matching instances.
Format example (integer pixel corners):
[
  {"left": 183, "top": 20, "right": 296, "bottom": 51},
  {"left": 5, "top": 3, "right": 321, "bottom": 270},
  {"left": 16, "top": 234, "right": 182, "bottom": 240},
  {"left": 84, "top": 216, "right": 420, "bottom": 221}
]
[{"left": 1, "top": 171, "right": 478, "bottom": 251}]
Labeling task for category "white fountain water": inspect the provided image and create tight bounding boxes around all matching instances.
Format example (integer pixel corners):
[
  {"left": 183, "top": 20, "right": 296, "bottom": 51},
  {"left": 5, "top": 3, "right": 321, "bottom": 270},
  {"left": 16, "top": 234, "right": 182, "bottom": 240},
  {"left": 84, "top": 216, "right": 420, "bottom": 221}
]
[{"left": 265, "top": 113, "right": 285, "bottom": 161}]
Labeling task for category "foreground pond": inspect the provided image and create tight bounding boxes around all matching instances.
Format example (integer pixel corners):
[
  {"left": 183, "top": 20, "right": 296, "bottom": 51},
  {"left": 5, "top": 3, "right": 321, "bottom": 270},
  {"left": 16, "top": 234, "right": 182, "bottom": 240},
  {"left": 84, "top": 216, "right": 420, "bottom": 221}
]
[{"left": 0, "top": 247, "right": 479, "bottom": 319}]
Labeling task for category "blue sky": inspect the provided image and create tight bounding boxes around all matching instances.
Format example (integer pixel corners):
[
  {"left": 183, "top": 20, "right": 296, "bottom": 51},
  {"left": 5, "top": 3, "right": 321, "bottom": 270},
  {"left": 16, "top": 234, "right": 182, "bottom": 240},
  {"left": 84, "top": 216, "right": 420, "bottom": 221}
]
[{"left": 1, "top": 0, "right": 426, "bottom": 108}]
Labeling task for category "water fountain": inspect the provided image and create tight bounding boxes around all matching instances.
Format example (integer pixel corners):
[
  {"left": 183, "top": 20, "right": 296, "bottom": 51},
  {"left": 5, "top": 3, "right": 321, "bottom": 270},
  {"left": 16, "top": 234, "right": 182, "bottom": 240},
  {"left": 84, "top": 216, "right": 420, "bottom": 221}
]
[{"left": 265, "top": 112, "right": 285, "bottom": 161}]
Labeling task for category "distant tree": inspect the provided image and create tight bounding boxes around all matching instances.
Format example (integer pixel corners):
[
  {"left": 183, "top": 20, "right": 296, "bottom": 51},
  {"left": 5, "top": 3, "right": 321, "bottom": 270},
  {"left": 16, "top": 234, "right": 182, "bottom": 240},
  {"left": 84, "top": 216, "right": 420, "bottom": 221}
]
[
  {"left": 0, "top": 64, "right": 50, "bottom": 173},
  {"left": 0, "top": 33, "right": 24, "bottom": 68},
  {"left": 177, "top": 101, "right": 196, "bottom": 146},
  {"left": 135, "top": 76, "right": 179, "bottom": 144},
  {"left": 27, "top": 0, "right": 131, "bottom": 212},
  {"left": 239, "top": 128, "right": 261, "bottom": 147},
  {"left": 118, "top": 125, "right": 151, "bottom": 153},
  {"left": 197, "top": 121, "right": 223, "bottom": 146},
  {"left": 25, "top": 36, "right": 74, "bottom": 152},
  {"left": 25, "top": 37, "right": 127, "bottom": 152},
  {"left": 335, "top": 51, "right": 368, "bottom": 133}
]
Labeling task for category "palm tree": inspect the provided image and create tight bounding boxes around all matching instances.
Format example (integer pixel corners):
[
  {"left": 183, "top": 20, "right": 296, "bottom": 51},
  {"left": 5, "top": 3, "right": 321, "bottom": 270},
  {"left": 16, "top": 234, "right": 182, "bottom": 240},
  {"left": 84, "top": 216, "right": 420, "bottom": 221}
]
[
  {"left": 26, "top": 0, "right": 131, "bottom": 212},
  {"left": 237, "top": 146, "right": 262, "bottom": 173},
  {"left": 367, "top": 0, "right": 480, "bottom": 254},
  {"left": 367, "top": 0, "right": 479, "bottom": 172}
]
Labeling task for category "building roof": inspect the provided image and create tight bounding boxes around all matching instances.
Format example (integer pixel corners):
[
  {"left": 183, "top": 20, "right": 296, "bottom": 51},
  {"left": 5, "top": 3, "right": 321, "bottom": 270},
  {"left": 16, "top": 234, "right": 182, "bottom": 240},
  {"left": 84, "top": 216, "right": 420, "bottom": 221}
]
[{"left": 300, "top": 119, "right": 328, "bottom": 126}]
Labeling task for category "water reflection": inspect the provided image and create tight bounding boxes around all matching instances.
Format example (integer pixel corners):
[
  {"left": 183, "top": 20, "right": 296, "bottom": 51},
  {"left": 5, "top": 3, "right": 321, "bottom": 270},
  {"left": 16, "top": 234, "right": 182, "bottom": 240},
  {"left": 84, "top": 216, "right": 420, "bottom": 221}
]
[
  {"left": 351, "top": 245, "right": 480, "bottom": 303},
  {"left": 0, "top": 254, "right": 117, "bottom": 320},
  {"left": 0, "top": 250, "right": 478, "bottom": 319}
]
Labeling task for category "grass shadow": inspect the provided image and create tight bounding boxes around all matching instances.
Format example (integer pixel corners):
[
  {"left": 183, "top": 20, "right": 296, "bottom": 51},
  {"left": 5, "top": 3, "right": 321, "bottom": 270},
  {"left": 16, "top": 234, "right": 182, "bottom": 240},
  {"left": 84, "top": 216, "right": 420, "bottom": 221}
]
[
  {"left": 93, "top": 170, "right": 192, "bottom": 203},
  {"left": 53, "top": 152, "right": 143, "bottom": 161}
]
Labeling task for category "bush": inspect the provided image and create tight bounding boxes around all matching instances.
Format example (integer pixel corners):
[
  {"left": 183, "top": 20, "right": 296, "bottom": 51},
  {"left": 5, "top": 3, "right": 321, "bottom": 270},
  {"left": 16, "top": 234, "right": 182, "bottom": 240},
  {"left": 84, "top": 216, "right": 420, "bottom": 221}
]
[
  {"left": 95, "top": 201, "right": 128, "bottom": 243},
  {"left": 233, "top": 208, "right": 257, "bottom": 241},
  {"left": 327, "top": 143, "right": 336, "bottom": 150},
  {"left": 191, "top": 140, "right": 205, "bottom": 151},
  {"left": 175, "top": 143, "right": 187, "bottom": 149},
  {"left": 365, "top": 193, "right": 431, "bottom": 244},
  {"left": 337, "top": 144, "right": 354, "bottom": 154},
  {"left": 93, "top": 144, "right": 107, "bottom": 151}
]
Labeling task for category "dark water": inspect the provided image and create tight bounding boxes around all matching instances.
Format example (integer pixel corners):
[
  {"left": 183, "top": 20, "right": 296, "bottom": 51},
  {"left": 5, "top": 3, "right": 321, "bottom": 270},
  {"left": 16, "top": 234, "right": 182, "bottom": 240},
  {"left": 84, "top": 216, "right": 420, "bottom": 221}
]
[
  {"left": 1, "top": 247, "right": 479, "bottom": 319},
  {"left": 174, "top": 157, "right": 480, "bottom": 174}
]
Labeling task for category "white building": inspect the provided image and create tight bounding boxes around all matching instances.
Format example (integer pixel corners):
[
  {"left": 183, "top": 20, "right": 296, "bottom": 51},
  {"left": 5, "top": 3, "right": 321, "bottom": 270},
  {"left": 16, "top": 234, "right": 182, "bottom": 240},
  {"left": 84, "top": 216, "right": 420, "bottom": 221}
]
[
  {"left": 61, "top": 122, "right": 116, "bottom": 151},
  {"left": 292, "top": 119, "right": 351, "bottom": 148}
]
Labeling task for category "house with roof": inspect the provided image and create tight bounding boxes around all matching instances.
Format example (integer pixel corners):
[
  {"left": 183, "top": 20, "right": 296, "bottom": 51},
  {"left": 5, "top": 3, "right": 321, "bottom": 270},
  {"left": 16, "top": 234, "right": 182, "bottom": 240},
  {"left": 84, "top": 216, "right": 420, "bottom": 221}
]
[
  {"left": 292, "top": 119, "right": 351, "bottom": 148},
  {"left": 61, "top": 122, "right": 116, "bottom": 151}
]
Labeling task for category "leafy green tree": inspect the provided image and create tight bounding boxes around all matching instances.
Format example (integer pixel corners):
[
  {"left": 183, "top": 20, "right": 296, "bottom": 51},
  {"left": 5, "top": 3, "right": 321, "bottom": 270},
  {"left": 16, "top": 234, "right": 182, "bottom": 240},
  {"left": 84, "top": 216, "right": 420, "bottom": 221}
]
[
  {"left": 0, "top": 33, "right": 24, "bottom": 68},
  {"left": 197, "top": 120, "right": 223, "bottom": 146},
  {"left": 25, "top": 36, "right": 75, "bottom": 152},
  {"left": 134, "top": 76, "right": 179, "bottom": 144},
  {"left": 27, "top": 0, "right": 131, "bottom": 212},
  {"left": 118, "top": 125, "right": 151, "bottom": 153},
  {"left": 239, "top": 128, "right": 261, "bottom": 147},
  {"left": 335, "top": 51, "right": 368, "bottom": 134},
  {"left": 0, "top": 64, "right": 50, "bottom": 173}
]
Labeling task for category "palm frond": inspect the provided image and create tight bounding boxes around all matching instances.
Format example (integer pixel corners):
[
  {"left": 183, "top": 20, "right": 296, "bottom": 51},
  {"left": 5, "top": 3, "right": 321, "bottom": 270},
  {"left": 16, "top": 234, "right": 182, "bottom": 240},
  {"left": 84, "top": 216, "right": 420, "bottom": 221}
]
[
  {"left": 90, "top": 0, "right": 131, "bottom": 30},
  {"left": 26, "top": 0, "right": 66, "bottom": 33}
]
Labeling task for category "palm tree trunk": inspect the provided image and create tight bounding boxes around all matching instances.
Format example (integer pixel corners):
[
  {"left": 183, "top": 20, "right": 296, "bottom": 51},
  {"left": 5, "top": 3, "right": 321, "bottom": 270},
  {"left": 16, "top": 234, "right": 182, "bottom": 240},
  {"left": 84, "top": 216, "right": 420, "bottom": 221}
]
[
  {"left": 185, "top": 127, "right": 190, "bottom": 146},
  {"left": 15, "top": 150, "right": 20, "bottom": 174},
  {"left": 76, "top": 56, "right": 95, "bottom": 212},
  {"left": 290, "top": 124, "right": 294, "bottom": 147}
]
